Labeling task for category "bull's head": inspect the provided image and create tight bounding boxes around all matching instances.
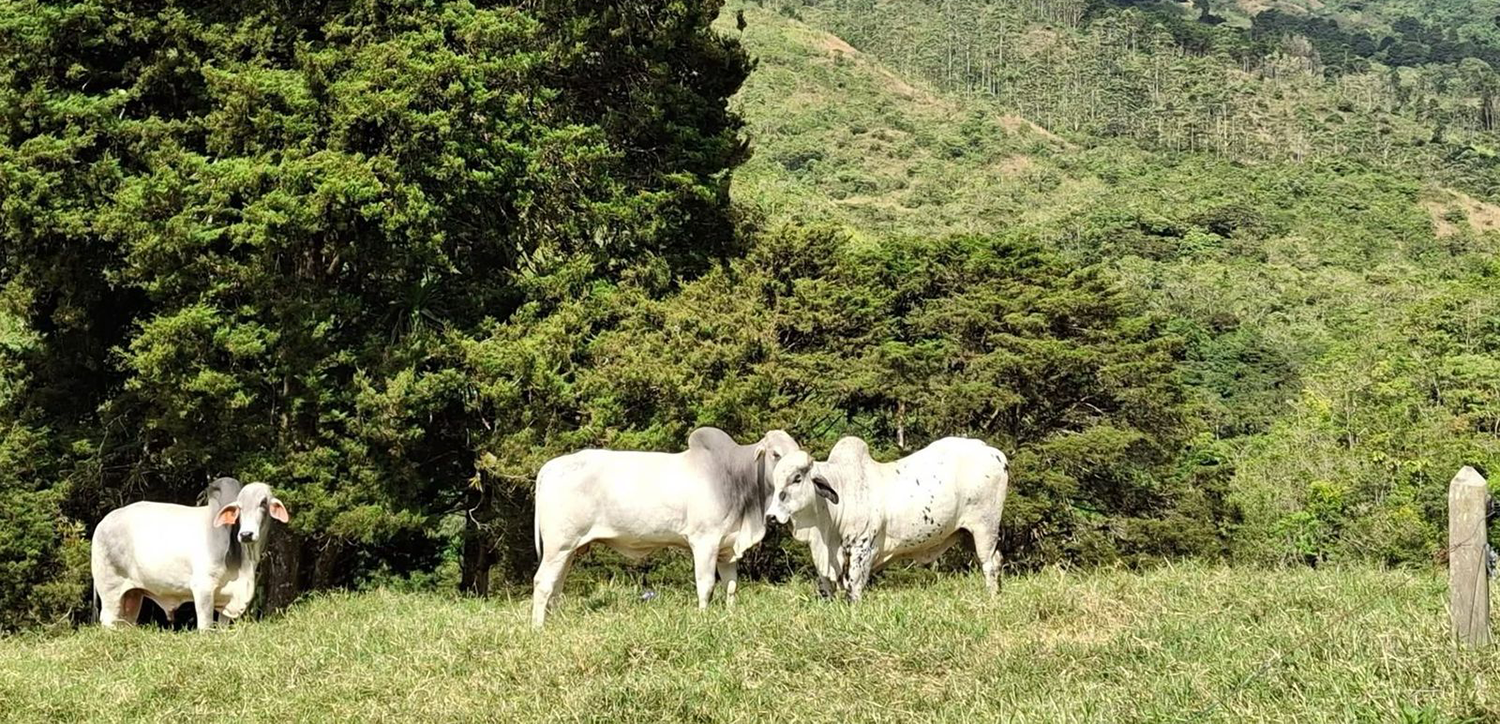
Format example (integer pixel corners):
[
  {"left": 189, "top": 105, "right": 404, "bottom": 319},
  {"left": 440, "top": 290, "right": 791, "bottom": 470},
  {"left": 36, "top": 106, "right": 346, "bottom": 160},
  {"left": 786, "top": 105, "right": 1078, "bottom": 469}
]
[
  {"left": 213, "top": 482, "right": 290, "bottom": 545},
  {"left": 753, "top": 429, "right": 800, "bottom": 489},
  {"left": 765, "top": 450, "right": 839, "bottom": 524}
]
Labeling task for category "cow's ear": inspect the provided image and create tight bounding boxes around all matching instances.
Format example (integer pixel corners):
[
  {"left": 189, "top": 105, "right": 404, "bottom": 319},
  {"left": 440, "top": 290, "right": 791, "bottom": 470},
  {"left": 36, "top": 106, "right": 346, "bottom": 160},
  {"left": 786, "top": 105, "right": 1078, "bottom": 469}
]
[
  {"left": 754, "top": 444, "right": 766, "bottom": 463},
  {"left": 214, "top": 504, "right": 241, "bottom": 527},
  {"left": 813, "top": 476, "right": 839, "bottom": 504},
  {"left": 269, "top": 498, "right": 290, "bottom": 524}
]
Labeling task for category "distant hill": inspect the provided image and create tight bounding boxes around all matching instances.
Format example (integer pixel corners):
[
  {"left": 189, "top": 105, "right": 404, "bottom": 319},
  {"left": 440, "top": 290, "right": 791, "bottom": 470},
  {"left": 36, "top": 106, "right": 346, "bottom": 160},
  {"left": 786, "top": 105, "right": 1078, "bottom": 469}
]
[{"left": 719, "top": 0, "right": 1500, "bottom": 565}]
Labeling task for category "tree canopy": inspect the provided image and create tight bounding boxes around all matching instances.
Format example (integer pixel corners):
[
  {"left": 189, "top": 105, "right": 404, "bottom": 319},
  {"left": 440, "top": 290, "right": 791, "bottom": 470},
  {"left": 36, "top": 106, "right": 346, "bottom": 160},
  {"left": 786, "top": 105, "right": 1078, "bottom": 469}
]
[{"left": 0, "top": 0, "right": 751, "bottom": 628}]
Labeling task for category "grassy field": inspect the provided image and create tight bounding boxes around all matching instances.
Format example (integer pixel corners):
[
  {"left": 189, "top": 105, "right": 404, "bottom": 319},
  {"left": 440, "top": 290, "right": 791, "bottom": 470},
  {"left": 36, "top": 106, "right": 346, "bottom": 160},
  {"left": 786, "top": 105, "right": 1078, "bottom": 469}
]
[{"left": 1, "top": 564, "right": 1495, "bottom": 723}]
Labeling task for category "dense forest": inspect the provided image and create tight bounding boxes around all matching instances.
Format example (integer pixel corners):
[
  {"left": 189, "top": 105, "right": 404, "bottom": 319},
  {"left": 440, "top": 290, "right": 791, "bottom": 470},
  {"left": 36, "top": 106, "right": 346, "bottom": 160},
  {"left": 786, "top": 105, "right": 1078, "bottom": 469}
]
[{"left": 1, "top": 0, "right": 1496, "bottom": 631}]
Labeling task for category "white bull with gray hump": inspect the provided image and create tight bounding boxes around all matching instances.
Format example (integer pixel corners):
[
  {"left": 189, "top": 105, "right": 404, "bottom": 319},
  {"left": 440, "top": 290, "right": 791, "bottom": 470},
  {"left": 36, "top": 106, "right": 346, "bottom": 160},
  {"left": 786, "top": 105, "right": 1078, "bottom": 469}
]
[
  {"left": 531, "top": 427, "right": 799, "bottom": 627},
  {"left": 767, "top": 436, "right": 1009, "bottom": 601},
  {"left": 91, "top": 477, "right": 289, "bottom": 629}
]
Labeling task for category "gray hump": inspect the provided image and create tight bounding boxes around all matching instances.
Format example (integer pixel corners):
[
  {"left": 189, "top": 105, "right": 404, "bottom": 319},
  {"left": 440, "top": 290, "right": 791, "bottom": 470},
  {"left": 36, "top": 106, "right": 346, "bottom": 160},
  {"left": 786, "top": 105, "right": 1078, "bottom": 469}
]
[
  {"left": 204, "top": 476, "right": 243, "bottom": 570},
  {"left": 687, "top": 426, "right": 737, "bottom": 452},
  {"left": 687, "top": 427, "right": 764, "bottom": 522},
  {"left": 205, "top": 477, "right": 243, "bottom": 508}
]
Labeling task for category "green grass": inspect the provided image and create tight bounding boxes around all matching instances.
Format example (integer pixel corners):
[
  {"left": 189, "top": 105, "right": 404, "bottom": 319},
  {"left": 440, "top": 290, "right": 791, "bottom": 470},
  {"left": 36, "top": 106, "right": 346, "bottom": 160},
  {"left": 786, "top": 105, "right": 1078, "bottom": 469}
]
[{"left": 2, "top": 564, "right": 1495, "bottom": 722}]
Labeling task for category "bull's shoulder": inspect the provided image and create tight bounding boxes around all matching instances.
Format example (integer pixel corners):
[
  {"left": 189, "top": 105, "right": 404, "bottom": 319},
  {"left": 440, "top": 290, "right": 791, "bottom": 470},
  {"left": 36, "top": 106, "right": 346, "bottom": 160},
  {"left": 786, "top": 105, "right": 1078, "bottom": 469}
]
[{"left": 684, "top": 427, "right": 760, "bottom": 475}]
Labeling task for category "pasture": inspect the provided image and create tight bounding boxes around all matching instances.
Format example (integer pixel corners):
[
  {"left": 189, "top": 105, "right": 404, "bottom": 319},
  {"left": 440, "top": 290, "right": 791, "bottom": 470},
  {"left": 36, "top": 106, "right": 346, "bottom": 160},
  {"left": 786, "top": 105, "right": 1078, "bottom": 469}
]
[{"left": 2, "top": 564, "right": 1494, "bottom": 723}]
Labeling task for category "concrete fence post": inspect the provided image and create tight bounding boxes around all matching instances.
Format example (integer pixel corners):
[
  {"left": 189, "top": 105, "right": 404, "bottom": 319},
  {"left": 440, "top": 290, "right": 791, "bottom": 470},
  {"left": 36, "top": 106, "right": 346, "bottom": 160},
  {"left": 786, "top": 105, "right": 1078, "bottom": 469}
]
[{"left": 1449, "top": 466, "right": 1491, "bottom": 647}]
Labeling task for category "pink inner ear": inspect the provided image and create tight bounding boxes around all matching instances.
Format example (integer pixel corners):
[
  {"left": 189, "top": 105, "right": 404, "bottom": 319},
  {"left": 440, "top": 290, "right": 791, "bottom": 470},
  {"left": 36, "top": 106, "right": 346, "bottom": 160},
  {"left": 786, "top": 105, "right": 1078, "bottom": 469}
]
[
  {"left": 215, "top": 506, "right": 240, "bottom": 527},
  {"left": 269, "top": 500, "right": 290, "bottom": 523}
]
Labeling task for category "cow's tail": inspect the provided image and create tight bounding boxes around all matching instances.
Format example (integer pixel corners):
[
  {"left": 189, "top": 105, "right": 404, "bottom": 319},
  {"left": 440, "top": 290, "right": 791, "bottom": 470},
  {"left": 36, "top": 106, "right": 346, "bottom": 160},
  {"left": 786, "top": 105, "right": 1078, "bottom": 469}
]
[
  {"left": 992, "top": 446, "right": 1011, "bottom": 548},
  {"left": 92, "top": 585, "right": 101, "bottom": 625},
  {"left": 533, "top": 462, "right": 546, "bottom": 561}
]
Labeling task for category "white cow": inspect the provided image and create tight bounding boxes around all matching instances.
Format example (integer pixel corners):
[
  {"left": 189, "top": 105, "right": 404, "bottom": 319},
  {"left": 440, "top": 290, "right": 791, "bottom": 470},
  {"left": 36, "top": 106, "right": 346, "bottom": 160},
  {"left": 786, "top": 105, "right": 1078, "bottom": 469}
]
[
  {"left": 91, "top": 478, "right": 289, "bottom": 629},
  {"left": 767, "top": 436, "right": 1009, "bottom": 600},
  {"left": 531, "top": 427, "right": 800, "bottom": 627}
]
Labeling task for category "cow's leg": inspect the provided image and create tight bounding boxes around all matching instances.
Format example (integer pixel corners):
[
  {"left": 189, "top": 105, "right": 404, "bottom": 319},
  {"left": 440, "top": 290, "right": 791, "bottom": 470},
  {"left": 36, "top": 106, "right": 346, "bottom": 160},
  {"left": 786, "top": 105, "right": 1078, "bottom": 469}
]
[
  {"left": 99, "top": 588, "right": 139, "bottom": 629},
  {"left": 806, "top": 530, "right": 840, "bottom": 600},
  {"left": 192, "top": 583, "right": 217, "bottom": 631},
  {"left": 843, "top": 543, "right": 875, "bottom": 602},
  {"left": 811, "top": 556, "right": 838, "bottom": 600},
  {"left": 969, "top": 523, "right": 1003, "bottom": 596},
  {"left": 97, "top": 595, "right": 123, "bottom": 629},
  {"left": 690, "top": 540, "right": 719, "bottom": 609},
  {"left": 715, "top": 559, "right": 738, "bottom": 608},
  {"left": 531, "top": 545, "right": 577, "bottom": 629}
]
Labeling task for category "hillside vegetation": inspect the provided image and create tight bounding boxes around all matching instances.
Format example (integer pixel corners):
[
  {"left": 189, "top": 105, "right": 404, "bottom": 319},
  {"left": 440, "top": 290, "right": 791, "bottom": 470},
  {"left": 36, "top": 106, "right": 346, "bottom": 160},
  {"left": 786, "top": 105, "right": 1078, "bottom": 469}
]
[
  {"left": 722, "top": 0, "right": 1500, "bottom": 570},
  {"left": 1, "top": 0, "right": 1497, "bottom": 632},
  {"left": 2, "top": 566, "right": 1496, "bottom": 722}
]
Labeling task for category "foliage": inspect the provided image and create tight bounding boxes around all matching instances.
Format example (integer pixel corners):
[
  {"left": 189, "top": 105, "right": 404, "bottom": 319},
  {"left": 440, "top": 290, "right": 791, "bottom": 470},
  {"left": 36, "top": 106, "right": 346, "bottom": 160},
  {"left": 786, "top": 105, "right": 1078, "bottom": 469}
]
[
  {"left": 723, "top": 0, "right": 1500, "bottom": 569},
  {"left": 0, "top": 0, "right": 749, "bottom": 626}
]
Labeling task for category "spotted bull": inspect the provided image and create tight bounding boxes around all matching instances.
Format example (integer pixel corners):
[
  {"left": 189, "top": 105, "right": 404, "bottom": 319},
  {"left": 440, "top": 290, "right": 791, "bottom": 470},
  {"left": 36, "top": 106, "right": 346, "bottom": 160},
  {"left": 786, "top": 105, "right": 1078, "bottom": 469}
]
[{"left": 768, "top": 436, "right": 1009, "bottom": 601}]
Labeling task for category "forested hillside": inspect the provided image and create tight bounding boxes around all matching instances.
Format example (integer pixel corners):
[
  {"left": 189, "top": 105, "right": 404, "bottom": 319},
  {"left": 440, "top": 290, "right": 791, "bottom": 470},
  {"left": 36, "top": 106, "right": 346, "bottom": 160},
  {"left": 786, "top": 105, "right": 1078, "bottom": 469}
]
[
  {"left": 1, "top": 0, "right": 1497, "bottom": 630},
  {"left": 726, "top": 0, "right": 1500, "bottom": 570}
]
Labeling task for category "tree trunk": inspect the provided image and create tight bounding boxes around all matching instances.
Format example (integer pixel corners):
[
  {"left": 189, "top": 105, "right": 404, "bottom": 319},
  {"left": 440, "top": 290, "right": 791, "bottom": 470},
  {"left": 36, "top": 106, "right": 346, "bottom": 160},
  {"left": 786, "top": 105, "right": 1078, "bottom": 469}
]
[
  {"left": 496, "top": 483, "right": 537, "bottom": 584},
  {"left": 311, "top": 539, "right": 342, "bottom": 589},
  {"left": 896, "top": 399, "right": 907, "bottom": 451},
  {"left": 459, "top": 486, "right": 494, "bottom": 596},
  {"left": 262, "top": 529, "right": 302, "bottom": 614}
]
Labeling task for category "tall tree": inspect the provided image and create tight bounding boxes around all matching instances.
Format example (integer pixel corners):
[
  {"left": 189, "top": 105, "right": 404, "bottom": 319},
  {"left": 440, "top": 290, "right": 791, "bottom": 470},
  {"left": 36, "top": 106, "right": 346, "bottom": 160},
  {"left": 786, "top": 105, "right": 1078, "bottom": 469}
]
[{"left": 0, "top": 0, "right": 749, "bottom": 618}]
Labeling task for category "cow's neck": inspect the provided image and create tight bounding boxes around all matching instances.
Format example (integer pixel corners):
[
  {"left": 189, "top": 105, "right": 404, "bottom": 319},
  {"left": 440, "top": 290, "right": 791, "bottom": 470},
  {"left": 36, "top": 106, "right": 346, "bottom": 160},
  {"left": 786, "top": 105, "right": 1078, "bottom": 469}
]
[
  {"left": 822, "top": 463, "right": 882, "bottom": 534},
  {"left": 216, "top": 542, "right": 262, "bottom": 603},
  {"left": 222, "top": 536, "right": 266, "bottom": 579},
  {"left": 730, "top": 503, "right": 769, "bottom": 559},
  {"left": 727, "top": 440, "right": 777, "bottom": 559},
  {"left": 741, "top": 439, "right": 774, "bottom": 519}
]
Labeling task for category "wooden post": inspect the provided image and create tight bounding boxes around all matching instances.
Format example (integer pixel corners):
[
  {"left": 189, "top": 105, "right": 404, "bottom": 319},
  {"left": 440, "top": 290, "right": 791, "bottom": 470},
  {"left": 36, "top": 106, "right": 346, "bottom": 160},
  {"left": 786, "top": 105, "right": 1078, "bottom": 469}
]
[{"left": 1449, "top": 466, "right": 1491, "bottom": 647}]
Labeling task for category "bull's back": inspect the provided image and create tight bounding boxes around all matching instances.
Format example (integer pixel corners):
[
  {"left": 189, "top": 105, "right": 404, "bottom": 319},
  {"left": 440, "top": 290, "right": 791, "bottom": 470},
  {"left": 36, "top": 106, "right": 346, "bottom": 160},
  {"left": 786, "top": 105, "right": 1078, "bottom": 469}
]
[
  {"left": 534, "top": 449, "right": 701, "bottom": 543},
  {"left": 92, "top": 502, "right": 202, "bottom": 593},
  {"left": 887, "top": 438, "right": 1006, "bottom": 517},
  {"left": 943, "top": 438, "right": 1008, "bottom": 509}
]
